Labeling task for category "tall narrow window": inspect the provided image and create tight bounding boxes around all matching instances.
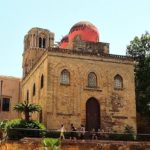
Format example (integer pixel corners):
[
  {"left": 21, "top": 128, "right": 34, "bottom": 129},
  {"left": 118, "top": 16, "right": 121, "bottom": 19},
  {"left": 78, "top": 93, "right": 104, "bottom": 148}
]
[
  {"left": 43, "top": 38, "right": 46, "bottom": 48},
  {"left": 114, "top": 74, "right": 123, "bottom": 89},
  {"left": 60, "top": 69, "right": 70, "bottom": 85},
  {"left": 88, "top": 72, "right": 97, "bottom": 87},
  {"left": 33, "top": 83, "right": 36, "bottom": 96},
  {"left": 2, "top": 98, "right": 10, "bottom": 111},
  {"left": 39, "top": 37, "right": 42, "bottom": 48},
  {"left": 27, "top": 90, "right": 29, "bottom": 102},
  {"left": 39, "top": 110, "right": 42, "bottom": 123},
  {"left": 41, "top": 74, "right": 44, "bottom": 89}
]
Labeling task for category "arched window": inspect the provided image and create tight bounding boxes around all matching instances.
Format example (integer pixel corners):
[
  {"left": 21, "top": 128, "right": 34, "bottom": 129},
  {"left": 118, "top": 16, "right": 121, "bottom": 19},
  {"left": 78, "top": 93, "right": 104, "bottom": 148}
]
[
  {"left": 39, "top": 37, "right": 42, "bottom": 48},
  {"left": 33, "top": 83, "right": 36, "bottom": 96},
  {"left": 43, "top": 38, "right": 46, "bottom": 48},
  {"left": 114, "top": 74, "right": 123, "bottom": 89},
  {"left": 41, "top": 74, "right": 44, "bottom": 89},
  {"left": 88, "top": 72, "right": 97, "bottom": 87},
  {"left": 60, "top": 69, "right": 70, "bottom": 85}
]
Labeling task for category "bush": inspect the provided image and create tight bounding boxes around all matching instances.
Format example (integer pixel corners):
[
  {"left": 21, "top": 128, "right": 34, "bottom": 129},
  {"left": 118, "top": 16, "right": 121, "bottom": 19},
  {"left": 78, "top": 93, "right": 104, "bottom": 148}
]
[
  {"left": 45, "top": 130, "right": 60, "bottom": 138},
  {"left": 6, "top": 119, "right": 46, "bottom": 140},
  {"left": 109, "top": 133, "right": 134, "bottom": 141},
  {"left": 109, "top": 125, "right": 135, "bottom": 141},
  {"left": 0, "top": 120, "right": 8, "bottom": 130},
  {"left": 42, "top": 138, "right": 61, "bottom": 150},
  {"left": 6, "top": 119, "right": 45, "bottom": 129},
  {"left": 0, "top": 120, "right": 8, "bottom": 140}
]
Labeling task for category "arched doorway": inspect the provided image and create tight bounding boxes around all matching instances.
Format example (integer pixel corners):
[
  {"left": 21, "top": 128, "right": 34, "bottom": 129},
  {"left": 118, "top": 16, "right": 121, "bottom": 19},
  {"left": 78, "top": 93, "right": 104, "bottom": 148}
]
[{"left": 86, "top": 97, "right": 100, "bottom": 131}]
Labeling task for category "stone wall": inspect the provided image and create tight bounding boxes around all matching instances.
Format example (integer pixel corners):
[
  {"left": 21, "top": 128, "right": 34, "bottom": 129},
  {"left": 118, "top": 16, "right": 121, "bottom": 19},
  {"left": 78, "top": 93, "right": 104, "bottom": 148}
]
[
  {"left": 22, "top": 50, "right": 136, "bottom": 133},
  {"left": 22, "top": 53, "right": 48, "bottom": 124},
  {"left": 0, "top": 76, "right": 21, "bottom": 120},
  {"left": 2, "top": 139, "right": 150, "bottom": 150}
]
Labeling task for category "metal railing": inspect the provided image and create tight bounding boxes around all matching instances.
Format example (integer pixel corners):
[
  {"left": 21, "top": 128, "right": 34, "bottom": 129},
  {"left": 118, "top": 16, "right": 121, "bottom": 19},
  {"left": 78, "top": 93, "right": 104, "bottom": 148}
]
[{"left": 7, "top": 128, "right": 150, "bottom": 141}]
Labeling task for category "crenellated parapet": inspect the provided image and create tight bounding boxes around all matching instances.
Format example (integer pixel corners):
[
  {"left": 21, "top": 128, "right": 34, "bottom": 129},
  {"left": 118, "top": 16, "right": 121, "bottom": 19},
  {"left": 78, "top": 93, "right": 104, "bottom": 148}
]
[{"left": 47, "top": 47, "right": 134, "bottom": 61}]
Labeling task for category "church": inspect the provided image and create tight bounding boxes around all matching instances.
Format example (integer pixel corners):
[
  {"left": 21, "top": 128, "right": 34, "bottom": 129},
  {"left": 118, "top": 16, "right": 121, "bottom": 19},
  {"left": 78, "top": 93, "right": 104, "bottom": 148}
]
[{"left": 7, "top": 21, "right": 137, "bottom": 132}]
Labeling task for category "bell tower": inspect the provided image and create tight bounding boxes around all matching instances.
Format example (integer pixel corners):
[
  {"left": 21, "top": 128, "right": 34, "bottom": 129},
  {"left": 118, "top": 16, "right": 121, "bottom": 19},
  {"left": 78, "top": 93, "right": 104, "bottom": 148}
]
[{"left": 22, "top": 27, "right": 54, "bottom": 77}]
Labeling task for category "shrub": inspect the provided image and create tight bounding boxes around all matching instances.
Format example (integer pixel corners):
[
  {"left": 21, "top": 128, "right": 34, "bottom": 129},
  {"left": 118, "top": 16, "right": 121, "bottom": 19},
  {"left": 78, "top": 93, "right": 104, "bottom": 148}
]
[
  {"left": 109, "top": 133, "right": 134, "bottom": 141},
  {"left": 6, "top": 119, "right": 46, "bottom": 140},
  {"left": 45, "top": 130, "right": 60, "bottom": 138},
  {"left": 109, "top": 125, "right": 135, "bottom": 141},
  {"left": 42, "top": 138, "right": 61, "bottom": 150},
  {"left": 6, "top": 119, "right": 45, "bottom": 129},
  {"left": 0, "top": 120, "right": 8, "bottom": 130},
  {"left": 0, "top": 120, "right": 8, "bottom": 140},
  {"left": 124, "top": 125, "right": 135, "bottom": 140},
  {"left": 124, "top": 125, "right": 134, "bottom": 134}
]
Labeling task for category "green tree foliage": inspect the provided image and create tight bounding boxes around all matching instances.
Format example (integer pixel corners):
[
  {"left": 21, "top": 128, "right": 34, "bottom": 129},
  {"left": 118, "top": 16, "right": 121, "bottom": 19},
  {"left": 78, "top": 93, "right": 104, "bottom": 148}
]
[
  {"left": 14, "top": 101, "right": 41, "bottom": 121},
  {"left": 126, "top": 32, "right": 150, "bottom": 57},
  {"left": 126, "top": 31, "right": 150, "bottom": 116}
]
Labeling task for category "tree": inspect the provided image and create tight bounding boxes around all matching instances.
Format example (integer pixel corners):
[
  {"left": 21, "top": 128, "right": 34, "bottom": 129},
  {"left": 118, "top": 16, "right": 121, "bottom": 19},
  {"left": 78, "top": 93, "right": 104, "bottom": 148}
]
[
  {"left": 126, "top": 31, "right": 150, "bottom": 57},
  {"left": 14, "top": 101, "right": 41, "bottom": 121},
  {"left": 126, "top": 31, "right": 150, "bottom": 117}
]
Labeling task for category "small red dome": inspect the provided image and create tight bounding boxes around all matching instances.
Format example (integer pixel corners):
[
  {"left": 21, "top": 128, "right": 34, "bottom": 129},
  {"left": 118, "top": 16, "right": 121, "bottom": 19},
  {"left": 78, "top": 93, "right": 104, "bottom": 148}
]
[
  {"left": 59, "top": 35, "right": 69, "bottom": 49},
  {"left": 69, "top": 21, "right": 99, "bottom": 43},
  {"left": 59, "top": 21, "right": 100, "bottom": 49}
]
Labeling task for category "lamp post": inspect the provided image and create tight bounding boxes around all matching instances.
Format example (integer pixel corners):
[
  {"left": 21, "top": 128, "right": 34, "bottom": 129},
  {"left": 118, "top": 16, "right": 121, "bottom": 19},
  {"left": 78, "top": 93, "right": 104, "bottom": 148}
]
[{"left": 0, "top": 80, "right": 3, "bottom": 111}]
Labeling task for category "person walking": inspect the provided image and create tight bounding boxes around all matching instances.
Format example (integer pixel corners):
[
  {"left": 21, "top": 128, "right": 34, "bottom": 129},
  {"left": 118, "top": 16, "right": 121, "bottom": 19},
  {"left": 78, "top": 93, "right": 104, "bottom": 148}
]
[
  {"left": 80, "top": 124, "right": 85, "bottom": 140},
  {"left": 60, "top": 124, "right": 65, "bottom": 140},
  {"left": 70, "top": 123, "right": 76, "bottom": 140}
]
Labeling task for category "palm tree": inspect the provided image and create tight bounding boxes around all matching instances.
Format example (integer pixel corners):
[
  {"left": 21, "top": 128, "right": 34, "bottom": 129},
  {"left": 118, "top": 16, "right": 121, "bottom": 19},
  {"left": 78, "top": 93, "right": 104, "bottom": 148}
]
[{"left": 14, "top": 101, "right": 41, "bottom": 121}]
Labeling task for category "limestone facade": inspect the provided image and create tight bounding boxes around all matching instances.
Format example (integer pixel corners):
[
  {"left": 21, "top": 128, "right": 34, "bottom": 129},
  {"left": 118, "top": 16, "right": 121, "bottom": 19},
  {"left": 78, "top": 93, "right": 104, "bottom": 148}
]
[
  {"left": 21, "top": 22, "right": 137, "bottom": 132},
  {"left": 0, "top": 76, "right": 21, "bottom": 120},
  {"left": 22, "top": 50, "right": 136, "bottom": 132}
]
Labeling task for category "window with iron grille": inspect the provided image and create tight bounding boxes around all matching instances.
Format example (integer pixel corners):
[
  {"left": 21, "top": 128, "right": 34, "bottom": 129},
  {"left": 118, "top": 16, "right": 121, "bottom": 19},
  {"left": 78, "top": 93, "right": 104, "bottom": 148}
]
[
  {"left": 88, "top": 72, "right": 97, "bottom": 88},
  {"left": 60, "top": 69, "right": 70, "bottom": 85},
  {"left": 2, "top": 98, "right": 10, "bottom": 111},
  {"left": 114, "top": 75, "right": 123, "bottom": 89}
]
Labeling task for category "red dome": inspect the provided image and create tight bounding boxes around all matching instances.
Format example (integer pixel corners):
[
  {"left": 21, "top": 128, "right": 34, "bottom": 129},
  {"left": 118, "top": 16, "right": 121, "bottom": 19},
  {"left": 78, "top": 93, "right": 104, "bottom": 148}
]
[
  {"left": 59, "top": 35, "right": 69, "bottom": 49},
  {"left": 59, "top": 21, "right": 100, "bottom": 49},
  {"left": 69, "top": 21, "right": 99, "bottom": 43}
]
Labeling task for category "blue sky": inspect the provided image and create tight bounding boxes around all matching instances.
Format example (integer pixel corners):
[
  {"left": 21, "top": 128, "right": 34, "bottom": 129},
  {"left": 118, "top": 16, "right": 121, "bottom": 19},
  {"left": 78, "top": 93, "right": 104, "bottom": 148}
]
[{"left": 0, "top": 0, "right": 150, "bottom": 77}]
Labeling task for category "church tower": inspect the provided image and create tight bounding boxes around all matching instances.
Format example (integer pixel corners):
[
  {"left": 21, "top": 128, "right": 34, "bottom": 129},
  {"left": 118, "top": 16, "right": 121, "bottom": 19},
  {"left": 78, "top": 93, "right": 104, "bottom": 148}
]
[{"left": 22, "top": 27, "right": 54, "bottom": 77}]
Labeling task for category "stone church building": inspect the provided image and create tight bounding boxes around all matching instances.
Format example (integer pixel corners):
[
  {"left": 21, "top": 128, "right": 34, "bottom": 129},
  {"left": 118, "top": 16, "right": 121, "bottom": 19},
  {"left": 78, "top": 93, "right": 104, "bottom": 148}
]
[{"left": 0, "top": 21, "right": 137, "bottom": 132}]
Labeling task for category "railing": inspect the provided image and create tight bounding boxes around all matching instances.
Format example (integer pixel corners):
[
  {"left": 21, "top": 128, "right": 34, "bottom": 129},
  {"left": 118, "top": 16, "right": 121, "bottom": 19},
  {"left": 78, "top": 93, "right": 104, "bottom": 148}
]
[{"left": 7, "top": 128, "right": 150, "bottom": 141}]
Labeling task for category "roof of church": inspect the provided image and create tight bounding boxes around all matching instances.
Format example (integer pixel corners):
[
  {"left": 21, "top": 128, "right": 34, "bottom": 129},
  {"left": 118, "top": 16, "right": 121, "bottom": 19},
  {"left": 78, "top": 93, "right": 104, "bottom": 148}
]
[
  {"left": 69, "top": 21, "right": 99, "bottom": 35},
  {"left": 59, "top": 21, "right": 99, "bottom": 49}
]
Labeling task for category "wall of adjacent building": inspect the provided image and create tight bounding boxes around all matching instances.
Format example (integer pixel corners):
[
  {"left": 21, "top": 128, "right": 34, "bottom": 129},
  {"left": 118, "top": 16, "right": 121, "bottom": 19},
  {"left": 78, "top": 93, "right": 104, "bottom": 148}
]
[{"left": 0, "top": 76, "right": 21, "bottom": 120}]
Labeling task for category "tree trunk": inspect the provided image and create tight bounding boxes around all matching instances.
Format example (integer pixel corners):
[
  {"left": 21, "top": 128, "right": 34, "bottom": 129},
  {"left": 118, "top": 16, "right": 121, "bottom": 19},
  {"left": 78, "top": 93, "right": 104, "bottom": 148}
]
[{"left": 25, "top": 108, "right": 30, "bottom": 121}]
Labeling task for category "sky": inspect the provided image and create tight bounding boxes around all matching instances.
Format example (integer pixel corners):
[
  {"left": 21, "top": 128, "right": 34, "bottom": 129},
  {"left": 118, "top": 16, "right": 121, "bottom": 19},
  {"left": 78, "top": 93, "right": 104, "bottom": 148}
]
[{"left": 0, "top": 0, "right": 150, "bottom": 77}]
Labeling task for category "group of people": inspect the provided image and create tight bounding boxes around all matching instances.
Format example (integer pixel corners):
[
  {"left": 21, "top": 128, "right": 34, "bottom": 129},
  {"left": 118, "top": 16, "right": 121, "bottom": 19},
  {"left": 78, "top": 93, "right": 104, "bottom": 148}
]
[
  {"left": 59, "top": 124, "right": 107, "bottom": 140},
  {"left": 59, "top": 124, "right": 85, "bottom": 140}
]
